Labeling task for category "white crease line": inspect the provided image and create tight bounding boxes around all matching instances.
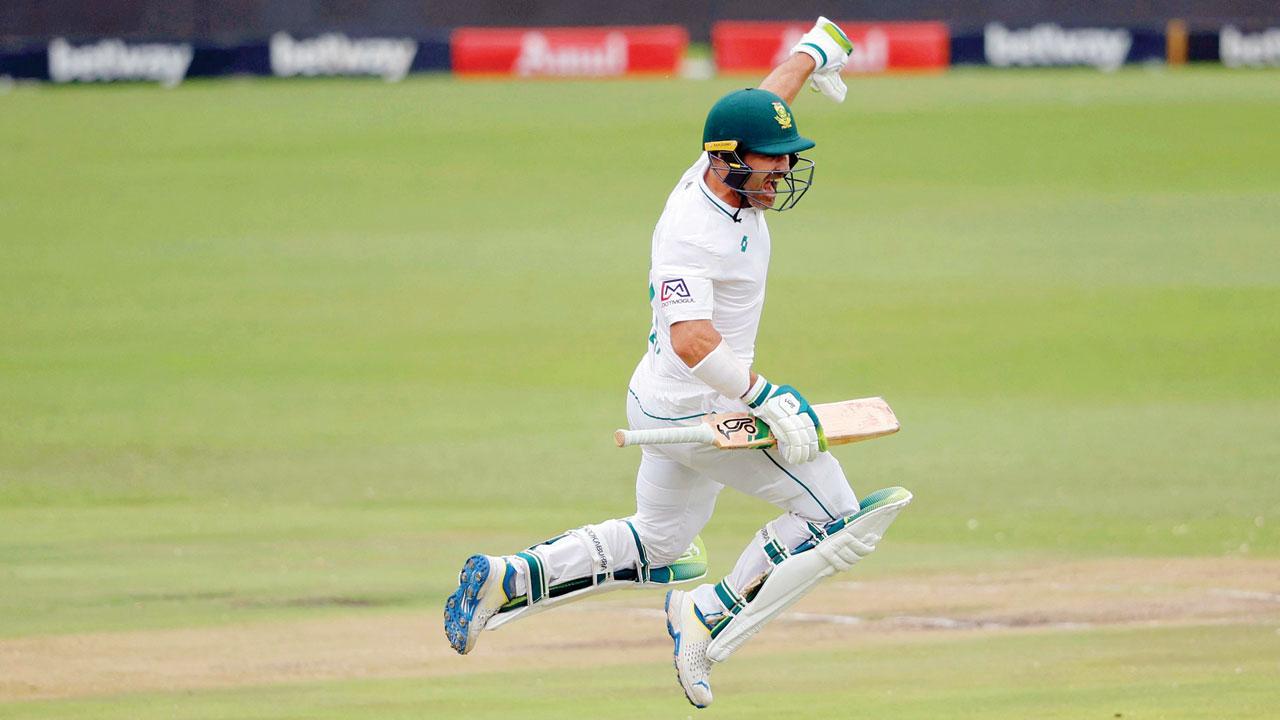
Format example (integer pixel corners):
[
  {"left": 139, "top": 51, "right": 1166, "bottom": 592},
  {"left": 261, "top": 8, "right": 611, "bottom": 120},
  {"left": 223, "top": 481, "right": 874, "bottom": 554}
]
[
  {"left": 611, "top": 607, "right": 1265, "bottom": 633},
  {"left": 886, "top": 615, "right": 1003, "bottom": 630},
  {"left": 784, "top": 612, "right": 865, "bottom": 626},
  {"left": 828, "top": 582, "right": 867, "bottom": 590},
  {"left": 625, "top": 608, "right": 668, "bottom": 620},
  {"left": 1210, "top": 588, "right": 1280, "bottom": 602},
  {"left": 625, "top": 606, "right": 1086, "bottom": 631}
]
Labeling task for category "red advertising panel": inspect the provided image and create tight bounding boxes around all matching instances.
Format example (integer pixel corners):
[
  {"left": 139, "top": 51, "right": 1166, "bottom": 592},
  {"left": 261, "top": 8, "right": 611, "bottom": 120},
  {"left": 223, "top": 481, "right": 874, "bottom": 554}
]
[
  {"left": 713, "top": 21, "right": 949, "bottom": 74},
  {"left": 452, "top": 26, "right": 688, "bottom": 77}
]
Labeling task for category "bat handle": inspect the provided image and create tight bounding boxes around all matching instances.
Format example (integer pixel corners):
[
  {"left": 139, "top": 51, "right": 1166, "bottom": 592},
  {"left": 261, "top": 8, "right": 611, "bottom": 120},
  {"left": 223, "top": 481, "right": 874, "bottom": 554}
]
[{"left": 615, "top": 424, "right": 715, "bottom": 447}]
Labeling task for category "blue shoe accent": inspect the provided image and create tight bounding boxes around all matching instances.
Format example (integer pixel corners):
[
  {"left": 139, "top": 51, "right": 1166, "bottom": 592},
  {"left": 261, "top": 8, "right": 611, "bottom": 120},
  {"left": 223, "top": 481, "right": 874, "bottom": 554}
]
[
  {"left": 691, "top": 602, "right": 720, "bottom": 634},
  {"left": 664, "top": 590, "right": 680, "bottom": 654},
  {"left": 442, "top": 554, "right": 492, "bottom": 655},
  {"left": 501, "top": 560, "right": 518, "bottom": 601},
  {"left": 664, "top": 590, "right": 684, "bottom": 679}
]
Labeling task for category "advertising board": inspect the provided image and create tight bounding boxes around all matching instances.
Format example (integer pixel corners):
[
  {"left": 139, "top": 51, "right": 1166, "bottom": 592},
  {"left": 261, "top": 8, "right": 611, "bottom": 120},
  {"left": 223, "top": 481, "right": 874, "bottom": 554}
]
[
  {"left": 0, "top": 35, "right": 451, "bottom": 84},
  {"left": 451, "top": 26, "right": 688, "bottom": 77},
  {"left": 712, "top": 21, "right": 949, "bottom": 74},
  {"left": 951, "top": 24, "right": 1167, "bottom": 70}
]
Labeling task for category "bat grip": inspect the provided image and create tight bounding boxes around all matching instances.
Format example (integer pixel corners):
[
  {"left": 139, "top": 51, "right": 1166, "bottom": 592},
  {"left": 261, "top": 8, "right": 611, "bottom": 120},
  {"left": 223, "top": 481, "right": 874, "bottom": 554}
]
[{"left": 615, "top": 424, "right": 714, "bottom": 447}]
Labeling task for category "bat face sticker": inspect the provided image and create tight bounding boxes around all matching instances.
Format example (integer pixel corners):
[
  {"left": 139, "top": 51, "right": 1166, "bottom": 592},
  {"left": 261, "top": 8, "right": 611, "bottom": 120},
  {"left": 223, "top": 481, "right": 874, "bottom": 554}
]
[{"left": 716, "top": 416, "right": 758, "bottom": 440}]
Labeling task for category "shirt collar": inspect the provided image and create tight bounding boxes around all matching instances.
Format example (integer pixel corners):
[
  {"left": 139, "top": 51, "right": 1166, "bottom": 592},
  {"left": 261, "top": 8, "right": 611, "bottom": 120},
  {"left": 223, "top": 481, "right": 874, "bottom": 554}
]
[{"left": 697, "top": 168, "right": 749, "bottom": 223}]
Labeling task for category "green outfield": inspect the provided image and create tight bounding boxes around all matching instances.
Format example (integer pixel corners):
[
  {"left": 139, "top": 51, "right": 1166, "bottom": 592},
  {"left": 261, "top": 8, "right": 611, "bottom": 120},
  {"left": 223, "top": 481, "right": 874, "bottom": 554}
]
[{"left": 2, "top": 67, "right": 1278, "bottom": 718}]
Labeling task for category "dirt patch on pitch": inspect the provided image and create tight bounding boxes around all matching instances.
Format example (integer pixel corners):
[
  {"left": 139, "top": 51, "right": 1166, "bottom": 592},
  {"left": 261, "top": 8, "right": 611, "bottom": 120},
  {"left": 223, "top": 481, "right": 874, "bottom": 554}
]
[{"left": 3, "top": 557, "right": 1278, "bottom": 702}]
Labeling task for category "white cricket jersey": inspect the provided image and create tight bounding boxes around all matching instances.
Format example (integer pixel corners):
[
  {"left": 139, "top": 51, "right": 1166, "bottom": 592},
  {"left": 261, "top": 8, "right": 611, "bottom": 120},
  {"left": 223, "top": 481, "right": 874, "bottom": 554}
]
[{"left": 629, "top": 153, "right": 771, "bottom": 416}]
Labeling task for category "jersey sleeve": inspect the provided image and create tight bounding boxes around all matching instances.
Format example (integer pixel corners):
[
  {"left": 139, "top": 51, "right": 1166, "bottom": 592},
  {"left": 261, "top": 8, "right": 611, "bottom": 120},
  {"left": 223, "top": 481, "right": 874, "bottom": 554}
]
[{"left": 651, "top": 234, "right": 723, "bottom": 324}]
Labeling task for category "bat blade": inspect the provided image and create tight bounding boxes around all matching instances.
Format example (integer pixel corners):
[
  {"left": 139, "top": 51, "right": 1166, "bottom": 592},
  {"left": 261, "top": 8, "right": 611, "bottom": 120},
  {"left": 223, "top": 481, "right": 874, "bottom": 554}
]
[
  {"left": 701, "top": 396, "right": 899, "bottom": 450},
  {"left": 812, "top": 396, "right": 900, "bottom": 446}
]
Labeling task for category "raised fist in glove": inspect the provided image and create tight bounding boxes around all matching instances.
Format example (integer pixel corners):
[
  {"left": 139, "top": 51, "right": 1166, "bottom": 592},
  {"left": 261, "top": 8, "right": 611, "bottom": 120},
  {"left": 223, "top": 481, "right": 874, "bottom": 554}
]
[
  {"left": 744, "top": 378, "right": 828, "bottom": 464},
  {"left": 791, "top": 16, "right": 853, "bottom": 103}
]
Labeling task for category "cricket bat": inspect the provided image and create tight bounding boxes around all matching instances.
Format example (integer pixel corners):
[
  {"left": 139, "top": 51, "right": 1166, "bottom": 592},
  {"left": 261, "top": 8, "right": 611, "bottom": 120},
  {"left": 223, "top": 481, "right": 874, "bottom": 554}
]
[{"left": 614, "top": 396, "right": 899, "bottom": 450}]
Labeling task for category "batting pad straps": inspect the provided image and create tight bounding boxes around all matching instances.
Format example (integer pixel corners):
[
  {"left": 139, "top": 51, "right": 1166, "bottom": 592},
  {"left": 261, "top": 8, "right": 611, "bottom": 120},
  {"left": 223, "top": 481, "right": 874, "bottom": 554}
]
[
  {"left": 516, "top": 550, "right": 548, "bottom": 605},
  {"left": 566, "top": 525, "right": 616, "bottom": 586},
  {"left": 759, "top": 521, "right": 792, "bottom": 567},
  {"left": 623, "top": 520, "right": 652, "bottom": 584},
  {"left": 689, "top": 340, "right": 752, "bottom": 401}
]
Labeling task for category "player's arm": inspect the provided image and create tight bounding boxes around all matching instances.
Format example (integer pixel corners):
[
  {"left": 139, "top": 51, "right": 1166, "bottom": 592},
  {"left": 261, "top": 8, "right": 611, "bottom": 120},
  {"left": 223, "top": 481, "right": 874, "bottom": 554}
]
[
  {"left": 759, "top": 16, "right": 854, "bottom": 104},
  {"left": 670, "top": 320, "right": 756, "bottom": 387},
  {"left": 759, "top": 53, "right": 817, "bottom": 105},
  {"left": 671, "top": 320, "right": 825, "bottom": 464}
]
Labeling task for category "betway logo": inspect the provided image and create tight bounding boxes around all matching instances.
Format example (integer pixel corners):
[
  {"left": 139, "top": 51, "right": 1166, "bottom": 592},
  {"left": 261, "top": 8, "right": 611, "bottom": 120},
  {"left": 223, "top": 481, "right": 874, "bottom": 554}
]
[
  {"left": 985, "top": 23, "right": 1132, "bottom": 71},
  {"left": 48, "top": 38, "right": 193, "bottom": 87},
  {"left": 514, "top": 32, "right": 628, "bottom": 76},
  {"left": 772, "top": 27, "right": 889, "bottom": 73},
  {"left": 270, "top": 32, "right": 418, "bottom": 82},
  {"left": 1221, "top": 26, "right": 1280, "bottom": 67}
]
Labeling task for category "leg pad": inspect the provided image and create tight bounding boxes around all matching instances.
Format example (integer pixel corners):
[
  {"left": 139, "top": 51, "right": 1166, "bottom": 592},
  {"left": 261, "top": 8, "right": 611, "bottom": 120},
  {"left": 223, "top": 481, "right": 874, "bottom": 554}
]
[
  {"left": 485, "top": 534, "right": 707, "bottom": 630},
  {"left": 705, "top": 487, "right": 912, "bottom": 662}
]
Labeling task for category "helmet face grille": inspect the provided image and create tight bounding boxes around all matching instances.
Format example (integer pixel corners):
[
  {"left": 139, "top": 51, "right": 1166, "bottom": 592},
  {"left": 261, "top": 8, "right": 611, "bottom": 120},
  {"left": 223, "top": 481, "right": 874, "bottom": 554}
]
[{"left": 710, "top": 151, "right": 815, "bottom": 213}]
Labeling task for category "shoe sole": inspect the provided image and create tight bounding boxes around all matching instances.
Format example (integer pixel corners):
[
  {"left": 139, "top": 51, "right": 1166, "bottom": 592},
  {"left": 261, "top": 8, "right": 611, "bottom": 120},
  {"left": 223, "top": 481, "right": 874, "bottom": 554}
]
[{"left": 443, "top": 554, "right": 491, "bottom": 655}]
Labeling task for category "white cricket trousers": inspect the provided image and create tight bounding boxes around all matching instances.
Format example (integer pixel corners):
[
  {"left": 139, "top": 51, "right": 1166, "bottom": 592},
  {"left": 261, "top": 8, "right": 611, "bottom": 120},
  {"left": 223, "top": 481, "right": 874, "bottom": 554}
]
[{"left": 531, "top": 389, "right": 860, "bottom": 616}]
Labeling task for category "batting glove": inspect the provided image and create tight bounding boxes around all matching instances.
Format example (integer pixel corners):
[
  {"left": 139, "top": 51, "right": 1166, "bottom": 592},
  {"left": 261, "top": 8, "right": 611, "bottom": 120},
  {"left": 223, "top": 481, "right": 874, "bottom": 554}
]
[
  {"left": 745, "top": 378, "right": 828, "bottom": 464},
  {"left": 791, "top": 16, "right": 853, "bottom": 104}
]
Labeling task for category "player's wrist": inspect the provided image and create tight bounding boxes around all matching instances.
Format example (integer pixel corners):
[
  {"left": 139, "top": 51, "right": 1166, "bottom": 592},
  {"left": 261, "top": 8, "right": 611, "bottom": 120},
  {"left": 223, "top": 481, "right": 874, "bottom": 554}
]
[
  {"left": 742, "top": 374, "right": 772, "bottom": 408},
  {"left": 788, "top": 51, "right": 818, "bottom": 74},
  {"left": 792, "top": 44, "right": 826, "bottom": 72}
]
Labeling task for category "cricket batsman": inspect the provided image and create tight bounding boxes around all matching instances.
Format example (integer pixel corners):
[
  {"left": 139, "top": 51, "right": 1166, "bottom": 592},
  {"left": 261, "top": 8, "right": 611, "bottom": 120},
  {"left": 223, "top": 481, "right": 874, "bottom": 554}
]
[{"left": 444, "top": 18, "right": 911, "bottom": 708}]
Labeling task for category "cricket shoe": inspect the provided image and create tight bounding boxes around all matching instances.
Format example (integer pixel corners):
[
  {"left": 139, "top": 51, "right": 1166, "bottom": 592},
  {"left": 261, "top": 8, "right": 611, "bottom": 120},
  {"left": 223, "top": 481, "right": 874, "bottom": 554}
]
[
  {"left": 665, "top": 589, "right": 714, "bottom": 708},
  {"left": 443, "top": 554, "right": 515, "bottom": 654}
]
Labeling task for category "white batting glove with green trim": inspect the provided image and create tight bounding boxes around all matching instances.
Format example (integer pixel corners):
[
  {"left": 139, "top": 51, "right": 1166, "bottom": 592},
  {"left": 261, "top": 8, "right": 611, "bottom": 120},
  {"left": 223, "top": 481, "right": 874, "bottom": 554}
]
[
  {"left": 791, "top": 16, "right": 853, "bottom": 104},
  {"left": 744, "top": 377, "right": 827, "bottom": 465}
]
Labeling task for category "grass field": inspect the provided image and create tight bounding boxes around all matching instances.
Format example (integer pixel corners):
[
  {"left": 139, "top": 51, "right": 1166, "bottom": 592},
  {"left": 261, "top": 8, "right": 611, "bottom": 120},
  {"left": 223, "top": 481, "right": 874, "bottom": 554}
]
[{"left": 2, "top": 67, "right": 1279, "bottom": 718}]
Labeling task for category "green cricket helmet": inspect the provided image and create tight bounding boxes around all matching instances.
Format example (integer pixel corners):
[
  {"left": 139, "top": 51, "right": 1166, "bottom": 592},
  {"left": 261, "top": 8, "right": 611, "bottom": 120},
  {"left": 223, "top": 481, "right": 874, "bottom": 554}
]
[{"left": 702, "top": 88, "right": 816, "bottom": 212}]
